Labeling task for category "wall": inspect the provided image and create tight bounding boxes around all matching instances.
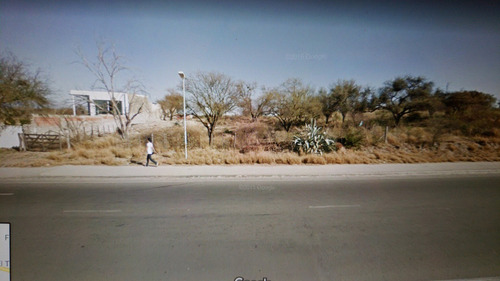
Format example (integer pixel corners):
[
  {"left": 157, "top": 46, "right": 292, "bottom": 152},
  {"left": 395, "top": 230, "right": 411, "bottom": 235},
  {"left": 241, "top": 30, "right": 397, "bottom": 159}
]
[
  {"left": 0, "top": 126, "right": 23, "bottom": 148},
  {"left": 24, "top": 115, "right": 119, "bottom": 136},
  {"left": 24, "top": 111, "right": 163, "bottom": 137}
]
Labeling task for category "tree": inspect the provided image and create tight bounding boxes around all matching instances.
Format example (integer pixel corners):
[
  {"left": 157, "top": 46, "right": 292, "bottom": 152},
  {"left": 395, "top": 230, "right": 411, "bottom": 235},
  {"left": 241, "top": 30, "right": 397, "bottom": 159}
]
[
  {"left": 441, "top": 90, "right": 498, "bottom": 136},
  {"left": 0, "top": 54, "right": 51, "bottom": 125},
  {"left": 442, "top": 90, "right": 496, "bottom": 119},
  {"left": 329, "top": 80, "right": 362, "bottom": 123},
  {"left": 185, "top": 71, "right": 239, "bottom": 146},
  {"left": 352, "top": 87, "right": 371, "bottom": 124},
  {"left": 373, "top": 76, "right": 433, "bottom": 126},
  {"left": 76, "top": 42, "right": 146, "bottom": 139},
  {"left": 427, "top": 89, "right": 446, "bottom": 117},
  {"left": 267, "top": 78, "right": 321, "bottom": 131},
  {"left": 236, "top": 81, "right": 272, "bottom": 122},
  {"left": 159, "top": 89, "right": 183, "bottom": 121},
  {"left": 318, "top": 87, "right": 336, "bottom": 124}
]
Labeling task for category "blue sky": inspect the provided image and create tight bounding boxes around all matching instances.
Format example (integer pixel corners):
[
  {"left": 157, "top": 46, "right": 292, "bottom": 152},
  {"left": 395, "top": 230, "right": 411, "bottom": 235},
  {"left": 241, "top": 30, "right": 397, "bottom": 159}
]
[{"left": 1, "top": 0, "right": 499, "bottom": 106}]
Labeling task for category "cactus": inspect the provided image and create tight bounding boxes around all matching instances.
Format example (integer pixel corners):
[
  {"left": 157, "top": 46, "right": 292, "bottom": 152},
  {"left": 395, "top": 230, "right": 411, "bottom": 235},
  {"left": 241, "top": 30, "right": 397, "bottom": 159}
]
[{"left": 292, "top": 120, "right": 335, "bottom": 155}]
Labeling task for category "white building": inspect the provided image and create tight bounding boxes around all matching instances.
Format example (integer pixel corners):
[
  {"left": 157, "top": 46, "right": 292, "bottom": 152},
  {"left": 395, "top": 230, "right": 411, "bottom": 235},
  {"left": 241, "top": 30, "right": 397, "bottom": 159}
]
[
  {"left": 70, "top": 90, "right": 134, "bottom": 116},
  {"left": 69, "top": 90, "right": 163, "bottom": 125}
]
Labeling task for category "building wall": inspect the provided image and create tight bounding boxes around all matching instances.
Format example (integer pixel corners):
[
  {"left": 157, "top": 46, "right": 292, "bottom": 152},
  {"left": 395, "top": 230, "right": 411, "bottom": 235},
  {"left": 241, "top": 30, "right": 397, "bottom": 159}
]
[
  {"left": 71, "top": 90, "right": 129, "bottom": 116},
  {"left": 0, "top": 126, "right": 23, "bottom": 148},
  {"left": 24, "top": 111, "right": 162, "bottom": 137}
]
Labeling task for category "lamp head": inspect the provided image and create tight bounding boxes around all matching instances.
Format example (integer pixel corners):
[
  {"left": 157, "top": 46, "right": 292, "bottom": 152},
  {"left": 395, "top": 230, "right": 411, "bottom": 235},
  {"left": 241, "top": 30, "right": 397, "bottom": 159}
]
[{"left": 178, "top": 71, "right": 185, "bottom": 79}]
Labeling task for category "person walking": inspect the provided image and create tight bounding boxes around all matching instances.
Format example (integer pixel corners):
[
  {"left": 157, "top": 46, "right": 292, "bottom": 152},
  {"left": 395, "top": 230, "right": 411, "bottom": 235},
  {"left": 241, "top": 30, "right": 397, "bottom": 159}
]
[{"left": 146, "top": 137, "right": 158, "bottom": 167}]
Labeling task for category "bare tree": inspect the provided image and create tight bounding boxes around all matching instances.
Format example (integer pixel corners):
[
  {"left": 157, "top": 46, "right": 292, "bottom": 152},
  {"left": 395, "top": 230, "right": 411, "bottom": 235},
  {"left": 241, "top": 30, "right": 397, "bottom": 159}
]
[
  {"left": 236, "top": 81, "right": 272, "bottom": 122},
  {"left": 76, "top": 42, "right": 146, "bottom": 139},
  {"left": 158, "top": 89, "right": 183, "bottom": 121},
  {"left": 185, "top": 72, "right": 238, "bottom": 146}
]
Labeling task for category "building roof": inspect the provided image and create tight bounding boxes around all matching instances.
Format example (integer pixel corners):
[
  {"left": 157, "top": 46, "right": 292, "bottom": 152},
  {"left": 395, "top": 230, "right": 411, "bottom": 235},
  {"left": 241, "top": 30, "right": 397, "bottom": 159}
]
[{"left": 70, "top": 90, "right": 146, "bottom": 101}]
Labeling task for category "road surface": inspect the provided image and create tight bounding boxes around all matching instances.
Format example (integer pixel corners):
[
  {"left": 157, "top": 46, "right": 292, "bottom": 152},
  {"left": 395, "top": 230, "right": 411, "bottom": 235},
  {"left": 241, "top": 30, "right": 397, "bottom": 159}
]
[{"left": 0, "top": 164, "right": 499, "bottom": 280}]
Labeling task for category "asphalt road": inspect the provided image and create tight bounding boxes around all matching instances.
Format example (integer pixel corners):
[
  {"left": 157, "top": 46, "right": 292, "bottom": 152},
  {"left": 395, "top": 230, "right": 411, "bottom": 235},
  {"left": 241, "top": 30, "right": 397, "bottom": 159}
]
[{"left": 1, "top": 175, "right": 500, "bottom": 281}]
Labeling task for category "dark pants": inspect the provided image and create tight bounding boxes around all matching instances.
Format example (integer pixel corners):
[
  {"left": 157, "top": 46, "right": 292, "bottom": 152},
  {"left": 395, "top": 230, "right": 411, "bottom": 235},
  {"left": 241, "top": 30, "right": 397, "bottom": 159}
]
[{"left": 146, "top": 154, "right": 157, "bottom": 166}]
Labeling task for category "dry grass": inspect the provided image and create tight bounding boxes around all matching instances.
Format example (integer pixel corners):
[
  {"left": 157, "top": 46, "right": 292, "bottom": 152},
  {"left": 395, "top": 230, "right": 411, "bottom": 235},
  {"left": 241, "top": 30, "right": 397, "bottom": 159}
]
[
  {"left": 2, "top": 139, "right": 499, "bottom": 167},
  {"left": 1, "top": 116, "right": 500, "bottom": 167},
  {"left": 184, "top": 142, "right": 499, "bottom": 165}
]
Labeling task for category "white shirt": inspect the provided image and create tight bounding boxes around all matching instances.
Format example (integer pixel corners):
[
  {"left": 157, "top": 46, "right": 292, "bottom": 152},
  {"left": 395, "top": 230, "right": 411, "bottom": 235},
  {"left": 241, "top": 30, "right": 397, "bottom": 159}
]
[{"left": 147, "top": 142, "right": 154, "bottom": 154}]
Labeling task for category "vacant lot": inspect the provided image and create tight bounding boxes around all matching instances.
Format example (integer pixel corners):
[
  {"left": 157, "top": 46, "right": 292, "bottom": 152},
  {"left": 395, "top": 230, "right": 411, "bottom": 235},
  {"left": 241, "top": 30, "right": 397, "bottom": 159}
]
[{"left": 2, "top": 116, "right": 499, "bottom": 167}]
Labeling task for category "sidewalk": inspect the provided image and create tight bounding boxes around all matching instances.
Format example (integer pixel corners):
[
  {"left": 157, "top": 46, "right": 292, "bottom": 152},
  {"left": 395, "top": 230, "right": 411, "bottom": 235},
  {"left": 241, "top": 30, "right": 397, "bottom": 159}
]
[{"left": 1, "top": 162, "right": 500, "bottom": 180}]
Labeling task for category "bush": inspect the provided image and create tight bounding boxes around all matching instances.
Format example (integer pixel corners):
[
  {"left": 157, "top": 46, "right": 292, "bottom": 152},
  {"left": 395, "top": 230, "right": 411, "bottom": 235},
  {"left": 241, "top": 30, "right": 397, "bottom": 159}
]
[
  {"left": 233, "top": 121, "right": 276, "bottom": 152},
  {"left": 343, "top": 127, "right": 364, "bottom": 149}
]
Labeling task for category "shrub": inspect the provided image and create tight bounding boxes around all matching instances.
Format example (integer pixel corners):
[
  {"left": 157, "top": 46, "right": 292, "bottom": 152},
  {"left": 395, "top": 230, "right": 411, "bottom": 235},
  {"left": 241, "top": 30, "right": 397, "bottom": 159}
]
[
  {"left": 343, "top": 127, "right": 364, "bottom": 149},
  {"left": 234, "top": 121, "right": 272, "bottom": 148},
  {"left": 273, "top": 130, "right": 294, "bottom": 151}
]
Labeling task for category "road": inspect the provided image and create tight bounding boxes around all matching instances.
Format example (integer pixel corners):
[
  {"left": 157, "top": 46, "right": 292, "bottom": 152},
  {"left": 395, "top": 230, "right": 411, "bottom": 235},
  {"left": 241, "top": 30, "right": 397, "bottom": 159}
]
[{"left": 1, "top": 174, "right": 500, "bottom": 281}]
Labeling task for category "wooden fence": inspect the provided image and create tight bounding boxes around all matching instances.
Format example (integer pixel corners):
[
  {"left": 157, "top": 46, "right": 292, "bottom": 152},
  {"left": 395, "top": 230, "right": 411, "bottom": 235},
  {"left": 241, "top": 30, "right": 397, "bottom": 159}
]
[{"left": 18, "top": 133, "right": 70, "bottom": 152}]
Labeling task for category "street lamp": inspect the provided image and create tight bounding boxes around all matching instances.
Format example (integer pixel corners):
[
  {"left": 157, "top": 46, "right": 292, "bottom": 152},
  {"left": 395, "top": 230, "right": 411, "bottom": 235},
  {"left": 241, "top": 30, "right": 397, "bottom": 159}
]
[{"left": 178, "top": 71, "right": 188, "bottom": 159}]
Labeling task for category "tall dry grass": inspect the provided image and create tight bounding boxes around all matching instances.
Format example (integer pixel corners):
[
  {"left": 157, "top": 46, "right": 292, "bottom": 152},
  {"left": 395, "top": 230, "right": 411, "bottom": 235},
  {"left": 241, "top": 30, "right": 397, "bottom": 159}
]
[
  {"left": 2, "top": 139, "right": 499, "bottom": 167},
  {"left": 2, "top": 113, "right": 500, "bottom": 167}
]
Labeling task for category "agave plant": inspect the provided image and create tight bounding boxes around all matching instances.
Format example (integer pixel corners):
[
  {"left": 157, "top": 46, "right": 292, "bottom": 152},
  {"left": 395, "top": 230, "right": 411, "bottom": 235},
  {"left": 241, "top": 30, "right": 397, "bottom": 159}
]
[{"left": 293, "top": 119, "right": 335, "bottom": 155}]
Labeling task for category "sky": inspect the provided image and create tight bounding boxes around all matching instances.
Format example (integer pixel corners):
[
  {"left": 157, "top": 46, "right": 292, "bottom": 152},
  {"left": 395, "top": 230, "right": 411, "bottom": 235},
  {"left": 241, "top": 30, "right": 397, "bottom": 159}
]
[{"left": 1, "top": 0, "right": 499, "bottom": 106}]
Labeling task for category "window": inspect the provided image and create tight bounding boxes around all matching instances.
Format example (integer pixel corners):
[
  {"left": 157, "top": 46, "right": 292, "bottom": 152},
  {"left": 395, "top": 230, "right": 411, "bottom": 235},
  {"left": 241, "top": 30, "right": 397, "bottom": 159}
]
[{"left": 94, "top": 100, "right": 123, "bottom": 115}]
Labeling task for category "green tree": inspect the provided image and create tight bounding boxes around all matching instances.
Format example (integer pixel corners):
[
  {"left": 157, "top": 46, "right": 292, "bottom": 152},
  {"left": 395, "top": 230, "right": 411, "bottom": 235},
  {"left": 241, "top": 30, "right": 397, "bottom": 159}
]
[
  {"left": 442, "top": 90, "right": 496, "bottom": 119},
  {"left": 0, "top": 54, "right": 51, "bottom": 125},
  {"left": 330, "top": 80, "right": 362, "bottom": 123},
  {"left": 439, "top": 90, "right": 498, "bottom": 136},
  {"left": 353, "top": 87, "right": 371, "bottom": 124},
  {"left": 267, "top": 78, "right": 321, "bottom": 131},
  {"left": 373, "top": 76, "right": 433, "bottom": 126},
  {"left": 186, "top": 71, "right": 239, "bottom": 146},
  {"left": 318, "top": 87, "right": 336, "bottom": 124}
]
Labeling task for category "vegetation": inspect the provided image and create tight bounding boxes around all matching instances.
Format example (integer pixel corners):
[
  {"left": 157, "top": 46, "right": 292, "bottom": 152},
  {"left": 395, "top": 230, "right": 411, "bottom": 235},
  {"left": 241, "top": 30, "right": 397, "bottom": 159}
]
[
  {"left": 185, "top": 72, "right": 239, "bottom": 146},
  {"left": 1, "top": 52, "right": 499, "bottom": 167},
  {"left": 293, "top": 120, "right": 335, "bottom": 155},
  {"left": 158, "top": 89, "right": 183, "bottom": 121},
  {"left": 330, "top": 80, "right": 365, "bottom": 123},
  {"left": 0, "top": 53, "right": 51, "bottom": 125},
  {"left": 236, "top": 81, "right": 272, "bottom": 122},
  {"left": 266, "top": 78, "right": 321, "bottom": 131},
  {"left": 76, "top": 41, "right": 147, "bottom": 139},
  {"left": 2, "top": 115, "right": 499, "bottom": 167},
  {"left": 371, "top": 76, "right": 434, "bottom": 126}
]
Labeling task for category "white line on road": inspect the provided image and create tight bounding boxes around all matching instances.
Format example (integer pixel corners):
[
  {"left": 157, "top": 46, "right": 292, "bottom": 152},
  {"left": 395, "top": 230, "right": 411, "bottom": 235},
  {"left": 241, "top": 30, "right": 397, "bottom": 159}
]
[
  {"left": 308, "top": 204, "right": 361, "bottom": 209},
  {"left": 63, "top": 210, "right": 122, "bottom": 213},
  {"left": 0, "top": 193, "right": 14, "bottom": 196}
]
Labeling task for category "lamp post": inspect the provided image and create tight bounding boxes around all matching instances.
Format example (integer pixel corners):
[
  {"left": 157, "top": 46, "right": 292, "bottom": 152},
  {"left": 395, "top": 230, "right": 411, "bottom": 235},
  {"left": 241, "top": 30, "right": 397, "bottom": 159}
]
[{"left": 178, "top": 71, "right": 188, "bottom": 159}]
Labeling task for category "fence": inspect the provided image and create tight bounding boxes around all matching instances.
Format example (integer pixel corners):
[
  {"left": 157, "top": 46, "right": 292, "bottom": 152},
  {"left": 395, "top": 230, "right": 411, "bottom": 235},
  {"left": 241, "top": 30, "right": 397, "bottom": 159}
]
[{"left": 18, "top": 133, "right": 70, "bottom": 152}]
